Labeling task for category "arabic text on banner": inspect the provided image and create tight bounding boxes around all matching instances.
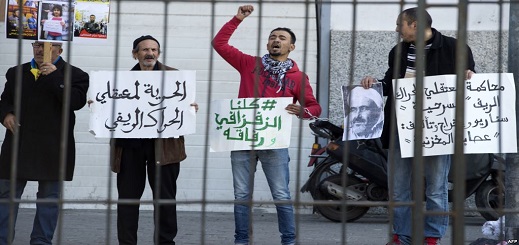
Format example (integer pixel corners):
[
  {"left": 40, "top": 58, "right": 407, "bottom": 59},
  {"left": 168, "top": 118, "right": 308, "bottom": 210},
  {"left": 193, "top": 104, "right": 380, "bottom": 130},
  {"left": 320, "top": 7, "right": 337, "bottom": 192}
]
[
  {"left": 394, "top": 73, "right": 517, "bottom": 158},
  {"left": 210, "top": 97, "right": 293, "bottom": 152},
  {"left": 88, "top": 70, "right": 196, "bottom": 138}
]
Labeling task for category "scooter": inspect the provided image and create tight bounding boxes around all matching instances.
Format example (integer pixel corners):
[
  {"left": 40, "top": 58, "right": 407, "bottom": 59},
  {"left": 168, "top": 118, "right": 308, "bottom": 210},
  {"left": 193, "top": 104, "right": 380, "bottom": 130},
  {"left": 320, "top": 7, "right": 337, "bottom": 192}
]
[{"left": 300, "top": 119, "right": 505, "bottom": 222}]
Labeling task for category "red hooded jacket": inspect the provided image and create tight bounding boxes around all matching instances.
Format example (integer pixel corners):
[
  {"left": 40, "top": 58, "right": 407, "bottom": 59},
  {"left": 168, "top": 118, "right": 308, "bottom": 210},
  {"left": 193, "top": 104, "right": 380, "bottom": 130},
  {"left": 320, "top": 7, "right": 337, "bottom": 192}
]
[{"left": 212, "top": 16, "right": 321, "bottom": 119}]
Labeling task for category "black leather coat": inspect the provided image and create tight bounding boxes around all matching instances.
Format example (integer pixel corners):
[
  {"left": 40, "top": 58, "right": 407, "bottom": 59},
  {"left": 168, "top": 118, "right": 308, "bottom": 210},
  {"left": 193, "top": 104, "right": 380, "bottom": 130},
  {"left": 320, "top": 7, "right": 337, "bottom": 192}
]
[
  {"left": 0, "top": 57, "right": 89, "bottom": 180},
  {"left": 379, "top": 28, "right": 476, "bottom": 148}
]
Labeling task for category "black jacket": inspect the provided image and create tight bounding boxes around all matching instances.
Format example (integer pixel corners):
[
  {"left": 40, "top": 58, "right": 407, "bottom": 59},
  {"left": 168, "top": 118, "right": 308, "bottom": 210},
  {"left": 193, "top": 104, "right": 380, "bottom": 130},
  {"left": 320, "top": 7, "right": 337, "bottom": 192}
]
[
  {"left": 0, "top": 57, "right": 89, "bottom": 180},
  {"left": 379, "top": 28, "right": 476, "bottom": 148}
]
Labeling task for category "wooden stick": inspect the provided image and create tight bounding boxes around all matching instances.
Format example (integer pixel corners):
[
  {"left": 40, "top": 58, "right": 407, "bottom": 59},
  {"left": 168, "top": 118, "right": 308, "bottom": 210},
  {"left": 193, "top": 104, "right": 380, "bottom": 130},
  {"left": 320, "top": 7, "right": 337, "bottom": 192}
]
[{"left": 43, "top": 42, "right": 52, "bottom": 63}]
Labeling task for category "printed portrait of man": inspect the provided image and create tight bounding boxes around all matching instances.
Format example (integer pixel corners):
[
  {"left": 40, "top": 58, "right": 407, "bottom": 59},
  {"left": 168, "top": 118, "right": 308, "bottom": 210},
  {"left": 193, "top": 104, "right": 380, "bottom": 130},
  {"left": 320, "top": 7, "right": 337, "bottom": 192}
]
[{"left": 342, "top": 84, "right": 384, "bottom": 140}]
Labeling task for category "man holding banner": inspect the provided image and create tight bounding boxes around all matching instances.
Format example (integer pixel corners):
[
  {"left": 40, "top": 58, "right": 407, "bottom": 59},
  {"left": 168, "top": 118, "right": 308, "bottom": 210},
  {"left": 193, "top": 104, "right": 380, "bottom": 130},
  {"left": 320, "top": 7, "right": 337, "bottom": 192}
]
[
  {"left": 212, "top": 5, "right": 321, "bottom": 245},
  {"left": 111, "top": 35, "right": 198, "bottom": 245},
  {"left": 360, "top": 7, "right": 475, "bottom": 245},
  {"left": 0, "top": 41, "right": 89, "bottom": 244}
]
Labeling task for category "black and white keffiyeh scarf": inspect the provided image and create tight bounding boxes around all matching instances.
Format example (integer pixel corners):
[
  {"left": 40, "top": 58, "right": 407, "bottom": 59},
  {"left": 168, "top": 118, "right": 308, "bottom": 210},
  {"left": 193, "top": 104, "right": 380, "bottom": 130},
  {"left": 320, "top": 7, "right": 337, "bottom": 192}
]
[{"left": 261, "top": 54, "right": 293, "bottom": 93}]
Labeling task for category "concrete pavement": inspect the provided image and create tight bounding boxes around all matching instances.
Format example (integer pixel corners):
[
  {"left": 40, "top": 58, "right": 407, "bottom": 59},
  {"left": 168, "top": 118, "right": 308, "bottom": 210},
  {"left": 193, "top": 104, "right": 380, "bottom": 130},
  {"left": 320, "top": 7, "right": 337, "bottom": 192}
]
[{"left": 9, "top": 208, "right": 488, "bottom": 245}]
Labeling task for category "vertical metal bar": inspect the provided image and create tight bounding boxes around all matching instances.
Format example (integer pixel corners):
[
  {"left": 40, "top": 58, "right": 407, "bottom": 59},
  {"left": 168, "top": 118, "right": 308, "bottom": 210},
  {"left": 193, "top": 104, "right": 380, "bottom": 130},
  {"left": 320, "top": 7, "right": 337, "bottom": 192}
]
[
  {"left": 505, "top": 0, "right": 519, "bottom": 240},
  {"left": 151, "top": 1, "right": 170, "bottom": 243},
  {"left": 202, "top": 1, "right": 218, "bottom": 244},
  {"left": 339, "top": 0, "right": 359, "bottom": 243},
  {"left": 105, "top": 0, "right": 124, "bottom": 244},
  {"left": 411, "top": 2, "right": 427, "bottom": 244},
  {"left": 246, "top": 1, "right": 265, "bottom": 243},
  {"left": 57, "top": 1, "right": 76, "bottom": 243},
  {"left": 387, "top": 1, "right": 406, "bottom": 242},
  {"left": 316, "top": 0, "right": 331, "bottom": 120},
  {"left": 495, "top": 0, "right": 506, "bottom": 241},
  {"left": 7, "top": 1, "right": 25, "bottom": 243},
  {"left": 452, "top": 0, "right": 469, "bottom": 244},
  {"left": 293, "top": 1, "right": 312, "bottom": 244}
]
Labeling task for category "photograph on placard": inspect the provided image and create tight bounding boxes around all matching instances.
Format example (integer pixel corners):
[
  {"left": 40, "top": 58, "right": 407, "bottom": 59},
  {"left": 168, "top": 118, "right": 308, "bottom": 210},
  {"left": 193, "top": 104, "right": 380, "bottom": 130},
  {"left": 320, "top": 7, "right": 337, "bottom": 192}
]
[
  {"left": 73, "top": 0, "right": 109, "bottom": 39},
  {"left": 39, "top": 0, "right": 74, "bottom": 42},
  {"left": 341, "top": 83, "right": 384, "bottom": 141},
  {"left": 5, "top": 0, "right": 39, "bottom": 40}
]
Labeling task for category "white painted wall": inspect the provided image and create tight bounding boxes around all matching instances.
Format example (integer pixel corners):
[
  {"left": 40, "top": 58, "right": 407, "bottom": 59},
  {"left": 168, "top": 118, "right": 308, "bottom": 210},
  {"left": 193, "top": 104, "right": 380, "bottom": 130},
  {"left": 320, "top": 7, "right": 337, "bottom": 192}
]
[
  {"left": 0, "top": 2, "right": 318, "bottom": 212},
  {"left": 330, "top": 0, "right": 510, "bottom": 31}
]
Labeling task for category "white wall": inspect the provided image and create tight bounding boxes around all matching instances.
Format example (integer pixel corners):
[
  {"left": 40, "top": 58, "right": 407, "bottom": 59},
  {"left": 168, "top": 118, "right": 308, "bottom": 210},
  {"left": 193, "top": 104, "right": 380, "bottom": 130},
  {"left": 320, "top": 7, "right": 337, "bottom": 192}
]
[
  {"left": 330, "top": 0, "right": 510, "bottom": 31},
  {"left": 0, "top": 1, "right": 319, "bottom": 212}
]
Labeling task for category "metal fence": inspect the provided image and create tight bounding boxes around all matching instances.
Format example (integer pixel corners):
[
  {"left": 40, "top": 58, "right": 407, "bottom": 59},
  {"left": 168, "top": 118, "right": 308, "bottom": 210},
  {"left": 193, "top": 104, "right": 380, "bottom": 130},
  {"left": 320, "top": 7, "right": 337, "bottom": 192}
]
[{"left": 0, "top": 0, "right": 516, "bottom": 244}]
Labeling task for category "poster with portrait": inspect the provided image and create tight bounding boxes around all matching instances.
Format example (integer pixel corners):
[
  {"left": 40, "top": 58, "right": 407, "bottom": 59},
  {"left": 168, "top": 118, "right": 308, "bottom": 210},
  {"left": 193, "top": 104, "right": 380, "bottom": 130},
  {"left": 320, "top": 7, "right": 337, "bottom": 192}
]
[
  {"left": 5, "top": 0, "right": 39, "bottom": 40},
  {"left": 38, "top": 0, "right": 75, "bottom": 42},
  {"left": 341, "top": 83, "right": 384, "bottom": 141},
  {"left": 73, "top": 0, "right": 109, "bottom": 39}
]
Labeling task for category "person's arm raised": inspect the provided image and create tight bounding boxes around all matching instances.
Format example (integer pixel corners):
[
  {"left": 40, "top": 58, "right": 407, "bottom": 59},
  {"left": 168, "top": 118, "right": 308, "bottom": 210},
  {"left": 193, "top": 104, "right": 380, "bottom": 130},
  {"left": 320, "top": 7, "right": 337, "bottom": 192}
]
[{"left": 235, "top": 5, "right": 254, "bottom": 21}]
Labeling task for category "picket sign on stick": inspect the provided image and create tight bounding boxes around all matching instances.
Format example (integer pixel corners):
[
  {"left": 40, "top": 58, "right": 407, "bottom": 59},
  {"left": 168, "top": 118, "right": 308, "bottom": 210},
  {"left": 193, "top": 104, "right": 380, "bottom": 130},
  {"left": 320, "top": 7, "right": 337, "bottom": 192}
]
[{"left": 43, "top": 42, "right": 52, "bottom": 63}]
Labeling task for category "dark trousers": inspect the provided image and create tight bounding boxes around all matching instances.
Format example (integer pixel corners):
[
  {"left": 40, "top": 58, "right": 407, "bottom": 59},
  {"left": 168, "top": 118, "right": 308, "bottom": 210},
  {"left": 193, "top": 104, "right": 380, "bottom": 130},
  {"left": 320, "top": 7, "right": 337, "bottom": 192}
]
[{"left": 116, "top": 140, "right": 180, "bottom": 245}]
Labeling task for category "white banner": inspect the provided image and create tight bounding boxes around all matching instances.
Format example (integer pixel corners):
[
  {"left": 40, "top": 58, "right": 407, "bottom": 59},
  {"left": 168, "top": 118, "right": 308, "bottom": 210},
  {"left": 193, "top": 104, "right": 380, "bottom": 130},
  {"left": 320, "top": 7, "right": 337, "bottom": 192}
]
[
  {"left": 210, "top": 97, "right": 293, "bottom": 152},
  {"left": 394, "top": 73, "right": 517, "bottom": 158},
  {"left": 42, "top": 19, "right": 63, "bottom": 33},
  {"left": 88, "top": 70, "right": 196, "bottom": 138}
]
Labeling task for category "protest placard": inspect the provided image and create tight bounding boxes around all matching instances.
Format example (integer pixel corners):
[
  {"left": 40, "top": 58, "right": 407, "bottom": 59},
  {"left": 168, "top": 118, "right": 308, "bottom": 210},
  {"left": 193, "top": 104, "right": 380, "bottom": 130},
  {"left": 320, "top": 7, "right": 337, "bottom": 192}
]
[
  {"left": 394, "top": 73, "right": 517, "bottom": 158},
  {"left": 89, "top": 70, "right": 196, "bottom": 138},
  {"left": 210, "top": 97, "right": 293, "bottom": 152}
]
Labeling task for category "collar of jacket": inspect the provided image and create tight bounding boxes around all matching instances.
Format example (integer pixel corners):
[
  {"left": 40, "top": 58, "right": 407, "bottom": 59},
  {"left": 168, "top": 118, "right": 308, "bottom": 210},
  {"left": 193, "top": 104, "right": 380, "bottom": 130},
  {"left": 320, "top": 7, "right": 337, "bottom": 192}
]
[
  {"left": 26, "top": 57, "right": 66, "bottom": 75},
  {"left": 428, "top": 28, "right": 442, "bottom": 49},
  {"left": 401, "top": 28, "right": 443, "bottom": 52},
  {"left": 30, "top": 56, "right": 62, "bottom": 69}
]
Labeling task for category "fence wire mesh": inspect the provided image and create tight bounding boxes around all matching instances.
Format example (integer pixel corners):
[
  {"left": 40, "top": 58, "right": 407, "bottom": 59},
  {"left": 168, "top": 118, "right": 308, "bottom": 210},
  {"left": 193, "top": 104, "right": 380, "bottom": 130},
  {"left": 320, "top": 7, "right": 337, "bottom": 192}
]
[{"left": 0, "top": 0, "right": 515, "bottom": 244}]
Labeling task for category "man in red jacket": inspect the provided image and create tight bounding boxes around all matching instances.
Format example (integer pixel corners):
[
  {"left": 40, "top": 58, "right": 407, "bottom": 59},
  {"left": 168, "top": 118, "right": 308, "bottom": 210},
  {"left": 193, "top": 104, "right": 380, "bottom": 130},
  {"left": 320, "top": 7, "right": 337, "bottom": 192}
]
[{"left": 212, "top": 5, "right": 321, "bottom": 245}]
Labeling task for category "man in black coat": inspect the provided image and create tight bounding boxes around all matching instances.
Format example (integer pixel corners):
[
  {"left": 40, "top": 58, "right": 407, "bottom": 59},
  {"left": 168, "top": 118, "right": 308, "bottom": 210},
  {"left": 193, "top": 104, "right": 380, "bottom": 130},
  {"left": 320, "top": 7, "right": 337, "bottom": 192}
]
[
  {"left": 360, "top": 7, "right": 475, "bottom": 245},
  {"left": 0, "top": 41, "right": 89, "bottom": 244},
  {"left": 83, "top": 14, "right": 101, "bottom": 34}
]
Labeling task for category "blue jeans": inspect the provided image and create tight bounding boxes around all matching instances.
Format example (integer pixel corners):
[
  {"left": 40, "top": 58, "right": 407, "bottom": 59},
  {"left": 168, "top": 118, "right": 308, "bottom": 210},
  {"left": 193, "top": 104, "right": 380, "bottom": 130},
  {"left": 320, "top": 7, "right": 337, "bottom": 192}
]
[
  {"left": 389, "top": 140, "right": 451, "bottom": 245},
  {"left": 231, "top": 149, "right": 296, "bottom": 245},
  {"left": 0, "top": 180, "right": 60, "bottom": 245}
]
